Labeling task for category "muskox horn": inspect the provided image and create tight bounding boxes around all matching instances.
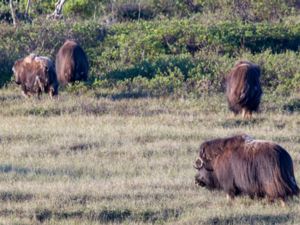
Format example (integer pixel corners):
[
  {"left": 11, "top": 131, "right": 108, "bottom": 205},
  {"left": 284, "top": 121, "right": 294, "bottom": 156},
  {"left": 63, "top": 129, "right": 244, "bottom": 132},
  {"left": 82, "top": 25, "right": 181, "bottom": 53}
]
[{"left": 194, "top": 157, "right": 203, "bottom": 169}]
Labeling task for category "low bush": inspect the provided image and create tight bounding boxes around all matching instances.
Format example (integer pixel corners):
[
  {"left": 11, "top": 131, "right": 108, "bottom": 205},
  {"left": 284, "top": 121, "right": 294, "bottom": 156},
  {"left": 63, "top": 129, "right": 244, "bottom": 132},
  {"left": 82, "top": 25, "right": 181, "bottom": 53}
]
[
  {"left": 115, "top": 3, "right": 155, "bottom": 21},
  {"left": 1, "top": 17, "right": 300, "bottom": 96}
]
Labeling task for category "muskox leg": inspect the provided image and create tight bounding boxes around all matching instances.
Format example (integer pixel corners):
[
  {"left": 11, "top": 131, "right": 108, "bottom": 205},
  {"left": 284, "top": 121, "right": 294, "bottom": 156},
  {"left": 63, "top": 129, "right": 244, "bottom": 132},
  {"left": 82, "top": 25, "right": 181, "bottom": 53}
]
[
  {"left": 21, "top": 89, "right": 31, "bottom": 98},
  {"left": 230, "top": 112, "right": 237, "bottom": 118},
  {"left": 226, "top": 189, "right": 237, "bottom": 200},
  {"left": 37, "top": 91, "right": 42, "bottom": 100},
  {"left": 48, "top": 86, "right": 59, "bottom": 100},
  {"left": 280, "top": 199, "right": 286, "bottom": 207},
  {"left": 267, "top": 196, "right": 286, "bottom": 207},
  {"left": 48, "top": 88, "right": 53, "bottom": 99},
  {"left": 21, "top": 90, "right": 28, "bottom": 98},
  {"left": 226, "top": 194, "right": 234, "bottom": 201},
  {"left": 247, "top": 111, "right": 252, "bottom": 119},
  {"left": 246, "top": 111, "right": 252, "bottom": 119},
  {"left": 242, "top": 108, "right": 253, "bottom": 119},
  {"left": 242, "top": 108, "right": 247, "bottom": 119}
]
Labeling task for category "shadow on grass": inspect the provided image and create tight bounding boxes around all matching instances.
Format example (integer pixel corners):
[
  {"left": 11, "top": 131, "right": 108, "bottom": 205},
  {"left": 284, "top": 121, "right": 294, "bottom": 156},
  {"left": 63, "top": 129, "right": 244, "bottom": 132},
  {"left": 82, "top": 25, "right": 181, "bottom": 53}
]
[
  {"left": 23, "top": 107, "right": 64, "bottom": 116},
  {"left": 283, "top": 98, "right": 300, "bottom": 113},
  {"left": 139, "top": 208, "right": 181, "bottom": 223},
  {"left": 272, "top": 135, "right": 300, "bottom": 143},
  {"left": 96, "top": 209, "right": 132, "bottom": 223},
  {"left": 95, "top": 91, "right": 150, "bottom": 100},
  {"left": 35, "top": 208, "right": 181, "bottom": 223},
  {"left": 220, "top": 118, "right": 265, "bottom": 128},
  {"left": 204, "top": 213, "right": 293, "bottom": 225},
  {"left": 1, "top": 133, "right": 43, "bottom": 144},
  {"left": 67, "top": 142, "right": 100, "bottom": 153},
  {"left": 0, "top": 164, "right": 85, "bottom": 179},
  {"left": 0, "top": 191, "right": 33, "bottom": 202},
  {"left": 0, "top": 94, "right": 22, "bottom": 102}
]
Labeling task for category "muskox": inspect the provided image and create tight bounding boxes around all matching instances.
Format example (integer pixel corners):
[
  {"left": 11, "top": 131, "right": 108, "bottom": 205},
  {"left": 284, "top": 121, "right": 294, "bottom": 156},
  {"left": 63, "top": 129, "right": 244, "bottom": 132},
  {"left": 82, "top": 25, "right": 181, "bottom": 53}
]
[
  {"left": 226, "top": 60, "right": 262, "bottom": 119},
  {"left": 12, "top": 54, "right": 58, "bottom": 98},
  {"left": 55, "top": 40, "right": 89, "bottom": 85},
  {"left": 194, "top": 135, "right": 299, "bottom": 204}
]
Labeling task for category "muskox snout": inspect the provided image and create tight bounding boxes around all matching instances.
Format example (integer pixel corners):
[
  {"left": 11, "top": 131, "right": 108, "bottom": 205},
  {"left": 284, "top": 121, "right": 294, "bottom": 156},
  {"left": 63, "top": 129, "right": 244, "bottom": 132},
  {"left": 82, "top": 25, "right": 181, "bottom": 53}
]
[{"left": 195, "top": 174, "right": 206, "bottom": 187}]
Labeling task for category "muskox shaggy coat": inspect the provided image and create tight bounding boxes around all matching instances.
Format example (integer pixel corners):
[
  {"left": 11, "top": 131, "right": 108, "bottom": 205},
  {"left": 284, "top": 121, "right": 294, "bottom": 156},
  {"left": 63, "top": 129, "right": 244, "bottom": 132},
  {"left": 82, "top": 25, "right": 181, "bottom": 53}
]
[
  {"left": 226, "top": 61, "right": 262, "bottom": 118},
  {"left": 194, "top": 135, "right": 299, "bottom": 202},
  {"left": 13, "top": 54, "right": 58, "bottom": 98},
  {"left": 56, "top": 40, "right": 89, "bottom": 85}
]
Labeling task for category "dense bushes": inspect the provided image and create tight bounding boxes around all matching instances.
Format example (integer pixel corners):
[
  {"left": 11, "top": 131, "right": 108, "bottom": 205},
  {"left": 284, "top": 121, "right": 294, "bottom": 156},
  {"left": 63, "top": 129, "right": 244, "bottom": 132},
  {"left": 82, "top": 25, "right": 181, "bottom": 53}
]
[
  {"left": 0, "top": 0, "right": 299, "bottom": 22},
  {"left": 1, "top": 17, "right": 300, "bottom": 95},
  {"left": 93, "top": 50, "right": 300, "bottom": 96}
]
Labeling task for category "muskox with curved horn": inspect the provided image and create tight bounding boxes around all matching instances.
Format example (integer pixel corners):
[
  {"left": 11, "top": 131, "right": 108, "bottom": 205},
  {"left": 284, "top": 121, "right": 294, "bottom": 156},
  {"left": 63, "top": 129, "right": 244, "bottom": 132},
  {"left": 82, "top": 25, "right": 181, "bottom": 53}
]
[
  {"left": 226, "top": 60, "right": 262, "bottom": 119},
  {"left": 55, "top": 40, "right": 89, "bottom": 86},
  {"left": 194, "top": 135, "right": 299, "bottom": 204},
  {"left": 13, "top": 54, "right": 58, "bottom": 98}
]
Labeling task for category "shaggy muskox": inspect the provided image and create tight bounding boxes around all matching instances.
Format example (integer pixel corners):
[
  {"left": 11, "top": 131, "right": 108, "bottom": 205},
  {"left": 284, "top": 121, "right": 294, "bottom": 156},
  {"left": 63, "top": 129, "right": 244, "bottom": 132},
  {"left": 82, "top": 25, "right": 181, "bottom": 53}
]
[
  {"left": 55, "top": 40, "right": 89, "bottom": 85},
  {"left": 226, "top": 60, "right": 262, "bottom": 119},
  {"left": 12, "top": 54, "right": 58, "bottom": 98},
  {"left": 194, "top": 135, "right": 299, "bottom": 204}
]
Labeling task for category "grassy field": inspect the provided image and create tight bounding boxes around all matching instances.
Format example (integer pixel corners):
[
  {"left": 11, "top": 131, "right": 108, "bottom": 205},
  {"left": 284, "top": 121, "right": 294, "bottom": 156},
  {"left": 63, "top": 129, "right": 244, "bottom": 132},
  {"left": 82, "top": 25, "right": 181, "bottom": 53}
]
[{"left": 0, "top": 87, "right": 299, "bottom": 224}]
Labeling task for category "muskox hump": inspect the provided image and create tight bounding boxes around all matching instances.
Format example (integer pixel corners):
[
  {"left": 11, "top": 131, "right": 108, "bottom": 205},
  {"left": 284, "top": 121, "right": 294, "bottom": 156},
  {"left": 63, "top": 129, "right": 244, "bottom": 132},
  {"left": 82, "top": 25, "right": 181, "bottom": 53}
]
[
  {"left": 265, "top": 145, "right": 299, "bottom": 198},
  {"left": 56, "top": 40, "right": 89, "bottom": 86},
  {"left": 234, "top": 142, "right": 299, "bottom": 200},
  {"left": 226, "top": 60, "right": 262, "bottom": 118}
]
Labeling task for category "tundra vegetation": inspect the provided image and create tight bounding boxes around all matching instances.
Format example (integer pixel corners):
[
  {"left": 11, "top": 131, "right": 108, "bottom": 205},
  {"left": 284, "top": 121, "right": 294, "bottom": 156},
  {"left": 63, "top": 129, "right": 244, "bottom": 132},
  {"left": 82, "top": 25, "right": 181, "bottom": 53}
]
[{"left": 0, "top": 0, "right": 300, "bottom": 224}]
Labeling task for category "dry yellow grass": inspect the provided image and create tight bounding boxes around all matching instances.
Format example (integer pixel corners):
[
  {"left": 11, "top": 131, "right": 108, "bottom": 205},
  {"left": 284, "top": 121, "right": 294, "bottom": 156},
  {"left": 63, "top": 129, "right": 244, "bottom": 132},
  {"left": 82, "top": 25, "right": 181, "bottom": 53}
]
[{"left": 0, "top": 88, "right": 299, "bottom": 224}]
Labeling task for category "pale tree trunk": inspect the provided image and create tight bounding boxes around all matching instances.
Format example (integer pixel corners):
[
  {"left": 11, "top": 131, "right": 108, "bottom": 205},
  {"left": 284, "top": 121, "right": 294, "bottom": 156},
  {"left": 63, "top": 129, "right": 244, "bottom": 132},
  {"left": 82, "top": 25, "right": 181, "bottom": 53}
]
[
  {"left": 9, "top": 0, "right": 17, "bottom": 27},
  {"left": 138, "top": 1, "right": 141, "bottom": 20},
  {"left": 111, "top": 0, "right": 116, "bottom": 17},
  {"left": 48, "top": 0, "right": 67, "bottom": 19},
  {"left": 25, "top": 0, "right": 31, "bottom": 18}
]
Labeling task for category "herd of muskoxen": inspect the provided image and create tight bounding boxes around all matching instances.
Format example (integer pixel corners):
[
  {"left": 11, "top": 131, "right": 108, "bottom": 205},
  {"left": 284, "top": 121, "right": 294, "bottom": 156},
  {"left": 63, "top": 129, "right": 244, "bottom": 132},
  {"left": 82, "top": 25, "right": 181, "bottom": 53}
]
[
  {"left": 11, "top": 39, "right": 299, "bottom": 205},
  {"left": 12, "top": 40, "right": 88, "bottom": 98}
]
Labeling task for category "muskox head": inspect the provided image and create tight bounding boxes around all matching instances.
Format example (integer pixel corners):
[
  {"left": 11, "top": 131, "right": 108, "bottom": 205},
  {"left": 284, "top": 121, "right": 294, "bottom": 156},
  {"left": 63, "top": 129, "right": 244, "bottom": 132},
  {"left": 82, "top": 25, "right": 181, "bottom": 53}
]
[
  {"left": 12, "top": 54, "right": 36, "bottom": 85},
  {"left": 198, "top": 141, "right": 224, "bottom": 171},
  {"left": 194, "top": 158, "right": 217, "bottom": 190},
  {"left": 12, "top": 60, "right": 23, "bottom": 85}
]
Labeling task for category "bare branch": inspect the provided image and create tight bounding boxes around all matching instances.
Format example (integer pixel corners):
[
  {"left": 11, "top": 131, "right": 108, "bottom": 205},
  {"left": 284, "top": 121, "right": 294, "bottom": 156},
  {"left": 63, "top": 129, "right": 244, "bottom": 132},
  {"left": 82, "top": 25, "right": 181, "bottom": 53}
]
[
  {"left": 9, "top": 0, "right": 17, "bottom": 27},
  {"left": 48, "top": 0, "right": 67, "bottom": 19},
  {"left": 25, "top": 0, "right": 31, "bottom": 19}
]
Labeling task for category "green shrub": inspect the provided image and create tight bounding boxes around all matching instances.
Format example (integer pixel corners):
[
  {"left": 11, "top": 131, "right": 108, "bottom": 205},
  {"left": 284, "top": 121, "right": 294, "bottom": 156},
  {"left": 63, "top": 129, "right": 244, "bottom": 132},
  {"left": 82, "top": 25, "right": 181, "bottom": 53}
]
[
  {"left": 1, "top": 17, "right": 300, "bottom": 96},
  {"left": 63, "top": 0, "right": 104, "bottom": 18},
  {"left": 115, "top": 2, "right": 155, "bottom": 21},
  {"left": 241, "top": 50, "right": 300, "bottom": 94}
]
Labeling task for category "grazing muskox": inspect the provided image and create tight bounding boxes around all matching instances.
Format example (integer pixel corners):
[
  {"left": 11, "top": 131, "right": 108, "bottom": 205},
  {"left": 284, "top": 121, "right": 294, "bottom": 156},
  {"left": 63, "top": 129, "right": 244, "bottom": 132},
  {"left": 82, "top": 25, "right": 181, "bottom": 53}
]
[
  {"left": 12, "top": 54, "right": 58, "bottom": 98},
  {"left": 226, "top": 60, "right": 262, "bottom": 119},
  {"left": 55, "top": 40, "right": 89, "bottom": 85},
  {"left": 194, "top": 135, "right": 299, "bottom": 204}
]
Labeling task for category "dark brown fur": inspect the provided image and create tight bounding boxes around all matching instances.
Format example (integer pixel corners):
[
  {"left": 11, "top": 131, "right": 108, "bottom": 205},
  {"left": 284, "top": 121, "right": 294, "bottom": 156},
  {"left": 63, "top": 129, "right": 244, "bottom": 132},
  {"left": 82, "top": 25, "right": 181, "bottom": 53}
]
[
  {"left": 12, "top": 54, "right": 58, "bottom": 98},
  {"left": 56, "top": 40, "right": 89, "bottom": 85},
  {"left": 195, "top": 135, "right": 299, "bottom": 202},
  {"left": 226, "top": 60, "right": 262, "bottom": 118}
]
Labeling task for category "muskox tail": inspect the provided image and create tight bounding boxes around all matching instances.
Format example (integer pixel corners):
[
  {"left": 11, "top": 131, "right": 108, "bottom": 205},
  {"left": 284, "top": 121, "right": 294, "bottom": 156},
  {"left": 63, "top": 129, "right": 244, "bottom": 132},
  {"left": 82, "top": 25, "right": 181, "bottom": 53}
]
[{"left": 277, "top": 146, "right": 299, "bottom": 197}]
